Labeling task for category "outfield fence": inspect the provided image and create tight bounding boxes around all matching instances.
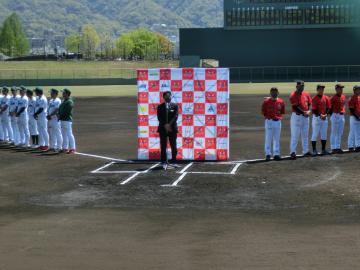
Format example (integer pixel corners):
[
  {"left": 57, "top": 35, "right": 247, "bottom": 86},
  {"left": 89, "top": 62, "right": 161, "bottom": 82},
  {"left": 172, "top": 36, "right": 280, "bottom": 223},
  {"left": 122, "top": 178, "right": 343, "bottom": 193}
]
[{"left": 1, "top": 65, "right": 360, "bottom": 85}]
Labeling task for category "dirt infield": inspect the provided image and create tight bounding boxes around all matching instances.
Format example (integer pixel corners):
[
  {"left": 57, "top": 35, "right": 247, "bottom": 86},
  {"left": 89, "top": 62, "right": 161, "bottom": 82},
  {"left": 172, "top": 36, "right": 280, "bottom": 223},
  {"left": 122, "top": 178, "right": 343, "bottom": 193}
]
[{"left": 1, "top": 95, "right": 360, "bottom": 270}]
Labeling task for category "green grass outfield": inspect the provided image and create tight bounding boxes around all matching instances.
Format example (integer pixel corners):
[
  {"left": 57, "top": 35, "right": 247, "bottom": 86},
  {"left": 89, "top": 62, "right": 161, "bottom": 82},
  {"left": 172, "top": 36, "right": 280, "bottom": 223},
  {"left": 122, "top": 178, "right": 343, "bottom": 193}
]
[{"left": 40, "top": 82, "right": 359, "bottom": 97}]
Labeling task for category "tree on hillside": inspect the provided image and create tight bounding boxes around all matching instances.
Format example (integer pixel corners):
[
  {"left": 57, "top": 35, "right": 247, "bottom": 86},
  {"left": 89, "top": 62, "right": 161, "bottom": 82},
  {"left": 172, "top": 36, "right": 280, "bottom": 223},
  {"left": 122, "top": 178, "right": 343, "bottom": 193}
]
[
  {"left": 115, "top": 33, "right": 134, "bottom": 60},
  {"left": 155, "top": 33, "right": 174, "bottom": 59},
  {"left": 100, "top": 33, "right": 115, "bottom": 59},
  {"left": 65, "top": 33, "right": 81, "bottom": 54},
  {"left": 0, "top": 13, "right": 29, "bottom": 56},
  {"left": 80, "top": 25, "right": 100, "bottom": 60}
]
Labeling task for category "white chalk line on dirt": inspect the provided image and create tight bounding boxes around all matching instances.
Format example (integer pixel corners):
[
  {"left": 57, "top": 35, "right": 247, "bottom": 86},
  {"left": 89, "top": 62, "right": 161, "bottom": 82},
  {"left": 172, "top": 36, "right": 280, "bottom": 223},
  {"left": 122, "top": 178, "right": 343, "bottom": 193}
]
[
  {"left": 118, "top": 163, "right": 161, "bottom": 186},
  {"left": 76, "top": 152, "right": 127, "bottom": 162},
  {"left": 301, "top": 167, "right": 342, "bottom": 188}
]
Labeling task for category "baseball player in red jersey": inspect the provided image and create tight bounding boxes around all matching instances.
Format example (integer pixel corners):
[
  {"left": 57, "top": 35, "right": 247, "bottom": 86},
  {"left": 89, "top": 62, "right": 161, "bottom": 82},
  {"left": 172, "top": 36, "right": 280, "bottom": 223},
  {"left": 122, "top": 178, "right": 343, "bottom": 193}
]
[
  {"left": 311, "top": 84, "right": 331, "bottom": 156},
  {"left": 262, "top": 87, "right": 285, "bottom": 161},
  {"left": 348, "top": 85, "right": 360, "bottom": 152},
  {"left": 289, "top": 81, "right": 312, "bottom": 160},
  {"left": 330, "top": 84, "right": 346, "bottom": 153}
]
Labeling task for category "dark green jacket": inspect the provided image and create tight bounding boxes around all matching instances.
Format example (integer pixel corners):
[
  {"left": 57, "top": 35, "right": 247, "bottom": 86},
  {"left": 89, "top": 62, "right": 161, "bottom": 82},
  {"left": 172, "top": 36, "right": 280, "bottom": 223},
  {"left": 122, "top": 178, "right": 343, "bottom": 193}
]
[{"left": 59, "top": 98, "right": 74, "bottom": 121}]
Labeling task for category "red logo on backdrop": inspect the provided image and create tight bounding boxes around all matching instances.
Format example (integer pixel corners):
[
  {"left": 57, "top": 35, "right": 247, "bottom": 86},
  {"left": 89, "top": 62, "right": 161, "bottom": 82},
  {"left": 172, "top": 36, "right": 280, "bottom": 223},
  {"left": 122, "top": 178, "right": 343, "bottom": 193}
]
[
  {"left": 171, "top": 80, "right": 182, "bottom": 91},
  {"left": 149, "top": 126, "right": 159, "bottom": 138},
  {"left": 178, "top": 127, "right": 182, "bottom": 137},
  {"left": 138, "top": 138, "right": 149, "bottom": 149},
  {"left": 205, "top": 138, "right": 216, "bottom": 149},
  {"left": 149, "top": 81, "right": 159, "bottom": 92},
  {"left": 194, "top": 149, "right": 206, "bottom": 160},
  {"left": 138, "top": 92, "right": 149, "bottom": 103},
  {"left": 137, "top": 70, "right": 148, "bottom": 80},
  {"left": 205, "top": 115, "right": 216, "bottom": 126},
  {"left": 160, "top": 69, "right": 171, "bottom": 80},
  {"left": 205, "top": 92, "right": 217, "bottom": 103},
  {"left": 138, "top": 115, "right": 148, "bottom": 126},
  {"left": 217, "top": 80, "right": 228, "bottom": 91},
  {"left": 149, "top": 103, "right": 159, "bottom": 115},
  {"left": 205, "top": 69, "right": 217, "bottom": 80},
  {"left": 182, "top": 68, "right": 194, "bottom": 80},
  {"left": 217, "top": 149, "right": 228, "bottom": 161},
  {"left": 149, "top": 150, "right": 161, "bottom": 160},
  {"left": 194, "top": 126, "right": 205, "bottom": 137},
  {"left": 194, "top": 103, "right": 205, "bottom": 114},
  {"left": 182, "top": 91, "right": 194, "bottom": 103},
  {"left": 176, "top": 149, "right": 183, "bottom": 160},
  {"left": 182, "top": 115, "right": 194, "bottom": 126},
  {"left": 177, "top": 103, "right": 182, "bottom": 114},
  {"left": 217, "top": 126, "right": 228, "bottom": 138},
  {"left": 183, "top": 137, "right": 194, "bottom": 149},
  {"left": 194, "top": 80, "right": 205, "bottom": 91},
  {"left": 217, "top": 103, "right": 228, "bottom": 114}
]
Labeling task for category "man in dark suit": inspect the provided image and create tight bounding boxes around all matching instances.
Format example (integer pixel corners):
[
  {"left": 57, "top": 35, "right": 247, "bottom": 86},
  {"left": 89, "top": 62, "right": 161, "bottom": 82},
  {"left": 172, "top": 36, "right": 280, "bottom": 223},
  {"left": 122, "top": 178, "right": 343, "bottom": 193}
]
[{"left": 157, "top": 91, "right": 179, "bottom": 168}]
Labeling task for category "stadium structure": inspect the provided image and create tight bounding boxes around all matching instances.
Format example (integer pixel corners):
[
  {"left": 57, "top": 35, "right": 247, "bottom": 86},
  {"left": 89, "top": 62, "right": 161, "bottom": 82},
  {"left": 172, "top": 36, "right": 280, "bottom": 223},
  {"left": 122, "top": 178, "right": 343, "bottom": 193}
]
[{"left": 179, "top": 0, "right": 360, "bottom": 82}]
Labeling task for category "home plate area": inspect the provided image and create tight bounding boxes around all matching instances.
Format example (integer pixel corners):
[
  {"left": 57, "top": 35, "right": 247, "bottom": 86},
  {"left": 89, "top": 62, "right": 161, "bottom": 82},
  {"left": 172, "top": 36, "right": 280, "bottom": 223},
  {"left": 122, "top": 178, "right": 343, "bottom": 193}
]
[{"left": 91, "top": 161, "right": 243, "bottom": 187}]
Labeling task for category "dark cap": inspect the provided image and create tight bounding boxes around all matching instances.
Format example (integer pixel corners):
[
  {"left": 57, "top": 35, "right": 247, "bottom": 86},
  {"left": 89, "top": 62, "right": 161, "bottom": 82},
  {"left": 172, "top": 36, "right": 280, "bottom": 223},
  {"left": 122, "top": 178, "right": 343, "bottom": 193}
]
[
  {"left": 270, "top": 87, "right": 278, "bottom": 92},
  {"left": 296, "top": 80, "right": 305, "bottom": 85},
  {"left": 19, "top": 85, "right": 26, "bottom": 90},
  {"left": 317, "top": 84, "right": 325, "bottom": 89},
  {"left": 50, "top": 88, "right": 59, "bottom": 94},
  {"left": 34, "top": 87, "right": 43, "bottom": 94},
  {"left": 335, "top": 84, "right": 345, "bottom": 89},
  {"left": 11, "top": 86, "right": 17, "bottom": 91},
  {"left": 61, "top": 88, "right": 71, "bottom": 95},
  {"left": 2, "top": 86, "right": 9, "bottom": 91},
  {"left": 353, "top": 85, "right": 360, "bottom": 91}
]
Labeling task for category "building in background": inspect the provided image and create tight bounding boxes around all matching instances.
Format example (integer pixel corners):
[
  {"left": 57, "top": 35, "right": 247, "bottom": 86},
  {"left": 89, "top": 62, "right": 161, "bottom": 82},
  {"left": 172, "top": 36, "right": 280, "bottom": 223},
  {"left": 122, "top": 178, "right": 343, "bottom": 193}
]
[
  {"left": 180, "top": 0, "right": 360, "bottom": 82},
  {"left": 29, "top": 29, "right": 66, "bottom": 56}
]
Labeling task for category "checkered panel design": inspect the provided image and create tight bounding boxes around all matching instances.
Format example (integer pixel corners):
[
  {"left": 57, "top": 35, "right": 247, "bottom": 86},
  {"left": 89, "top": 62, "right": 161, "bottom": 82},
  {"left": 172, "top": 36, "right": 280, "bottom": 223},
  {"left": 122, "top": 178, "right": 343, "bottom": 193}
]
[{"left": 137, "top": 68, "right": 230, "bottom": 161}]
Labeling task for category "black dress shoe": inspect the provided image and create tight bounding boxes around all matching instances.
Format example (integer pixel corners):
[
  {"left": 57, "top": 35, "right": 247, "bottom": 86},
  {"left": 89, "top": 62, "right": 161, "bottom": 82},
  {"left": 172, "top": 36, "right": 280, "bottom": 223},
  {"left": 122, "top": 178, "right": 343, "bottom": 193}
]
[
  {"left": 274, "top": 155, "right": 281, "bottom": 161},
  {"left": 265, "top": 155, "right": 271, "bottom": 161},
  {"left": 290, "top": 152, "right": 297, "bottom": 160}
]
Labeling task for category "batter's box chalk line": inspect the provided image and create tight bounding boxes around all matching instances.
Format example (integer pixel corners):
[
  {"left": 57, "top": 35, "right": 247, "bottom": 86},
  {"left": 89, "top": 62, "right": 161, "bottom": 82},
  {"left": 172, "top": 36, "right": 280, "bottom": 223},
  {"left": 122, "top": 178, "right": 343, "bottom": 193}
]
[{"left": 90, "top": 160, "right": 243, "bottom": 187}]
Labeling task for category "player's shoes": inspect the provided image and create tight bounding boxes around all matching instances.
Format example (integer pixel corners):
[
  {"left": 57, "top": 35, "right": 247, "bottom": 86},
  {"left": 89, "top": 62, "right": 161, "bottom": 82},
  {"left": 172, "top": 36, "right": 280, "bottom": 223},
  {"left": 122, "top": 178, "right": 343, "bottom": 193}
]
[
  {"left": 290, "top": 152, "right": 297, "bottom": 160},
  {"left": 265, "top": 155, "right": 271, "bottom": 161},
  {"left": 161, "top": 162, "right": 168, "bottom": 170},
  {"left": 40, "top": 146, "right": 49, "bottom": 151},
  {"left": 321, "top": 150, "right": 330, "bottom": 155},
  {"left": 348, "top": 147, "right": 355, "bottom": 152},
  {"left": 312, "top": 150, "right": 318, "bottom": 157},
  {"left": 356, "top": 147, "right": 360, "bottom": 152},
  {"left": 303, "top": 152, "right": 312, "bottom": 157},
  {"left": 337, "top": 149, "right": 344, "bottom": 154},
  {"left": 67, "top": 149, "right": 76, "bottom": 154},
  {"left": 274, "top": 155, "right": 281, "bottom": 161}
]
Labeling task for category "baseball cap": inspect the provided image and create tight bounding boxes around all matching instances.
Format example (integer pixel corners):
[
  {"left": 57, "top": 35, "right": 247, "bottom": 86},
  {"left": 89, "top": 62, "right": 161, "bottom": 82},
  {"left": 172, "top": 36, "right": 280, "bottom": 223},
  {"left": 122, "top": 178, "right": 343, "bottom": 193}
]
[
  {"left": 19, "top": 85, "right": 26, "bottom": 90},
  {"left": 335, "top": 84, "right": 345, "bottom": 89},
  {"left": 34, "top": 87, "right": 43, "bottom": 94},
  {"left": 2, "top": 86, "right": 9, "bottom": 91},
  {"left": 50, "top": 88, "right": 59, "bottom": 94},
  {"left": 353, "top": 85, "right": 360, "bottom": 90},
  {"left": 270, "top": 87, "right": 278, "bottom": 92},
  {"left": 11, "top": 86, "right": 17, "bottom": 91},
  {"left": 296, "top": 80, "right": 305, "bottom": 85},
  {"left": 61, "top": 88, "right": 71, "bottom": 95},
  {"left": 317, "top": 84, "right": 325, "bottom": 89}
]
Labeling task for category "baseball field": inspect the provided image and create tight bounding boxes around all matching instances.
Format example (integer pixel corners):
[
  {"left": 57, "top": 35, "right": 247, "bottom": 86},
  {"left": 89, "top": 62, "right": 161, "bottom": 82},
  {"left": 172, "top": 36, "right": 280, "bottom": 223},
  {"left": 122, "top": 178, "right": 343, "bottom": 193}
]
[{"left": 1, "top": 76, "right": 360, "bottom": 269}]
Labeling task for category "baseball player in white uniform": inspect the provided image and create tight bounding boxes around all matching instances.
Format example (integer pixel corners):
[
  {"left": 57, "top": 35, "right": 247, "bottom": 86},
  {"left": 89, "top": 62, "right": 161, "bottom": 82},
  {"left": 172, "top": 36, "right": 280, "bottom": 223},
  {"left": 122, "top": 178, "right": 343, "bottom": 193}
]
[
  {"left": 0, "top": 87, "right": 13, "bottom": 143},
  {"left": 34, "top": 87, "right": 49, "bottom": 151},
  {"left": 47, "top": 89, "right": 63, "bottom": 152},
  {"left": 16, "top": 87, "right": 30, "bottom": 147},
  {"left": 26, "top": 89, "right": 39, "bottom": 148},
  {"left": 9, "top": 87, "right": 20, "bottom": 145}
]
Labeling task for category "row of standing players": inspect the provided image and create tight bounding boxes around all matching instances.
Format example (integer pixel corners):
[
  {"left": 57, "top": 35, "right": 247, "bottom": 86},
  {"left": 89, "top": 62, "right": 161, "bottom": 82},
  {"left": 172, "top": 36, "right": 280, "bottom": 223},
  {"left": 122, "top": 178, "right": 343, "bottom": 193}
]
[
  {"left": 262, "top": 81, "right": 360, "bottom": 160},
  {"left": 0, "top": 86, "right": 76, "bottom": 154}
]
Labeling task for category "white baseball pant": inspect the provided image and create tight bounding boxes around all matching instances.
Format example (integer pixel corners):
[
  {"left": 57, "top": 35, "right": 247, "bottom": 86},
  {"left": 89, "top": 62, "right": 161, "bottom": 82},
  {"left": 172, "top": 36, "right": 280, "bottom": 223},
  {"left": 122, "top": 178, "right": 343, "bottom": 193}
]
[
  {"left": 61, "top": 121, "right": 76, "bottom": 150},
  {"left": 290, "top": 113, "right": 310, "bottom": 154},
  {"left": 311, "top": 116, "right": 328, "bottom": 141},
  {"left": 49, "top": 118, "right": 63, "bottom": 150},
  {"left": 37, "top": 116, "right": 49, "bottom": 147},
  {"left": 28, "top": 117, "right": 38, "bottom": 136},
  {"left": 18, "top": 115, "right": 30, "bottom": 146},
  {"left": 264, "top": 119, "right": 282, "bottom": 156},
  {"left": 330, "top": 113, "right": 345, "bottom": 150},
  {"left": 1, "top": 114, "right": 13, "bottom": 141},
  {"left": 10, "top": 116, "right": 20, "bottom": 144},
  {"left": 349, "top": 116, "right": 360, "bottom": 148}
]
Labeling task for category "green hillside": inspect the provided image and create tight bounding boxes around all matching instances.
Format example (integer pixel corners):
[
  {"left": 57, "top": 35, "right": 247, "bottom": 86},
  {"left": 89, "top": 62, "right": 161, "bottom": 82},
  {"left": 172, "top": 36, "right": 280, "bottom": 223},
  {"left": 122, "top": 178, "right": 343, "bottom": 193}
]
[{"left": 0, "top": 0, "right": 223, "bottom": 37}]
